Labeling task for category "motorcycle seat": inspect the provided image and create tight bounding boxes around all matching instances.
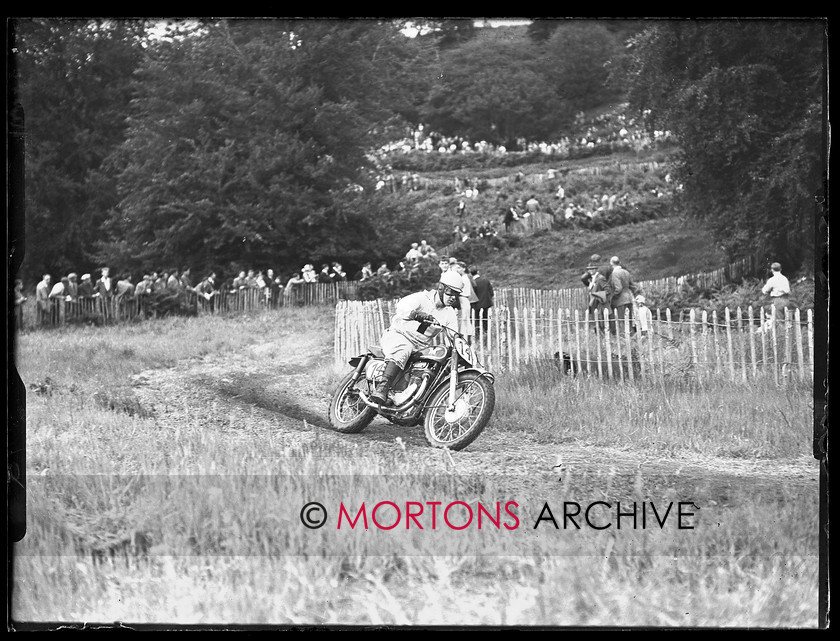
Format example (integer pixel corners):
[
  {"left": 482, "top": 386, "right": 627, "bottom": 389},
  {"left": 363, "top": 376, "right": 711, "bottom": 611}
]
[{"left": 368, "top": 345, "right": 385, "bottom": 358}]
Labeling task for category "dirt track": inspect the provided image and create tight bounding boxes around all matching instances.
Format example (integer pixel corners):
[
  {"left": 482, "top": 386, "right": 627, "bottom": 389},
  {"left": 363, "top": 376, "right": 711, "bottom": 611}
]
[{"left": 130, "top": 326, "right": 819, "bottom": 500}]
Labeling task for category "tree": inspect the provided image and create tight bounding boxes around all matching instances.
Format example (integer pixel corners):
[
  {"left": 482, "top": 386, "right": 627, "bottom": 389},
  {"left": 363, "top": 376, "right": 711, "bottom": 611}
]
[
  {"left": 626, "top": 20, "right": 826, "bottom": 271},
  {"left": 100, "top": 20, "right": 407, "bottom": 277},
  {"left": 420, "top": 37, "right": 564, "bottom": 145},
  {"left": 540, "top": 21, "right": 624, "bottom": 114},
  {"left": 11, "top": 19, "right": 148, "bottom": 284}
]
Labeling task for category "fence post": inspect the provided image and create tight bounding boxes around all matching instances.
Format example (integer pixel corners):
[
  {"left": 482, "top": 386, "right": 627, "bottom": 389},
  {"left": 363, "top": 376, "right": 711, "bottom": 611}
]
[
  {"left": 624, "top": 308, "right": 634, "bottom": 382},
  {"left": 689, "top": 308, "right": 698, "bottom": 379},
  {"left": 807, "top": 308, "right": 814, "bottom": 381},
  {"left": 794, "top": 308, "right": 805, "bottom": 382},
  {"left": 603, "top": 308, "right": 613, "bottom": 379},
  {"left": 557, "top": 307, "right": 564, "bottom": 367},
  {"left": 613, "top": 310, "right": 625, "bottom": 383},
  {"left": 584, "top": 309, "right": 592, "bottom": 376},
  {"left": 784, "top": 307, "right": 793, "bottom": 383},
  {"left": 770, "top": 306, "right": 779, "bottom": 386},
  {"left": 574, "top": 309, "right": 583, "bottom": 376},
  {"left": 737, "top": 307, "right": 747, "bottom": 383},
  {"left": 724, "top": 307, "right": 735, "bottom": 382},
  {"left": 506, "top": 306, "right": 513, "bottom": 372},
  {"left": 514, "top": 306, "right": 521, "bottom": 369},
  {"left": 759, "top": 306, "right": 768, "bottom": 375},
  {"left": 748, "top": 306, "right": 757, "bottom": 379}
]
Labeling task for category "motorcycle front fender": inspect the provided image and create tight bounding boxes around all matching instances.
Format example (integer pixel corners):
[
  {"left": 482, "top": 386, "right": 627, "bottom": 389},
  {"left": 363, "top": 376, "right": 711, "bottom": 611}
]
[{"left": 423, "top": 367, "right": 495, "bottom": 406}]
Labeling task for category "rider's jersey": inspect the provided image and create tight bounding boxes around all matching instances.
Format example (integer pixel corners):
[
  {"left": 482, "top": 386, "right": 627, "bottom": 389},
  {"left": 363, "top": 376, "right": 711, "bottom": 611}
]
[{"left": 389, "top": 289, "right": 459, "bottom": 348}]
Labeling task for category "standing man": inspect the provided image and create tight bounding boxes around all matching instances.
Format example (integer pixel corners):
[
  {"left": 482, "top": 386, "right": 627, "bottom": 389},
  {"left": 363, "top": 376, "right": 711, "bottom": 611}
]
[
  {"left": 608, "top": 256, "right": 637, "bottom": 334},
  {"left": 448, "top": 258, "right": 476, "bottom": 344},
  {"left": 35, "top": 274, "right": 51, "bottom": 325},
  {"left": 761, "top": 262, "right": 791, "bottom": 318},
  {"left": 78, "top": 273, "right": 94, "bottom": 299},
  {"left": 470, "top": 265, "right": 494, "bottom": 338},
  {"left": 94, "top": 267, "right": 113, "bottom": 300},
  {"left": 581, "top": 254, "right": 612, "bottom": 333}
]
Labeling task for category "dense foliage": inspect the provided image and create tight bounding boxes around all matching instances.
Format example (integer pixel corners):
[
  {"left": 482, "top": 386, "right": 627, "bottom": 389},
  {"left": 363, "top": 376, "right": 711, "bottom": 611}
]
[
  {"left": 625, "top": 20, "right": 825, "bottom": 272},
  {"left": 10, "top": 18, "right": 826, "bottom": 285}
]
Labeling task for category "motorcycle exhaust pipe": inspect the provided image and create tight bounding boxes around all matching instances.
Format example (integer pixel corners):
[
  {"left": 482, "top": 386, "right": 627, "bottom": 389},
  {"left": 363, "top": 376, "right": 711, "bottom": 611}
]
[{"left": 359, "top": 373, "right": 432, "bottom": 412}]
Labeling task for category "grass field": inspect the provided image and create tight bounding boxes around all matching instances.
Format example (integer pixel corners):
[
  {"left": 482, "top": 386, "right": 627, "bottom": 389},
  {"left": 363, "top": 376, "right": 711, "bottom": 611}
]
[{"left": 11, "top": 307, "right": 819, "bottom": 627}]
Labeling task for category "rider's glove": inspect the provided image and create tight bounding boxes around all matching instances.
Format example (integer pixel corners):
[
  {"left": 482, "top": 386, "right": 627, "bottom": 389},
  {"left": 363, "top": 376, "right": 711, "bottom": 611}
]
[{"left": 409, "top": 310, "right": 435, "bottom": 323}]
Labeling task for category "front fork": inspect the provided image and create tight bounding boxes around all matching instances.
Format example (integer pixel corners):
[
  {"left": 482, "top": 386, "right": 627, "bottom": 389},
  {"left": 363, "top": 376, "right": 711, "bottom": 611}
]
[{"left": 447, "top": 352, "right": 458, "bottom": 411}]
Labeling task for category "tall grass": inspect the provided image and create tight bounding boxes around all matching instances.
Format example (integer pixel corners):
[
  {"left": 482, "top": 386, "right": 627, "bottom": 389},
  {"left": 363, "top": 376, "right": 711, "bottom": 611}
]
[{"left": 12, "top": 306, "right": 819, "bottom": 626}]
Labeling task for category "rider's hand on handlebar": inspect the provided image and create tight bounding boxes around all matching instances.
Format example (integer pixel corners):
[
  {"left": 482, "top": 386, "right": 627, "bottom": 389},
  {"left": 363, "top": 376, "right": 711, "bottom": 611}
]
[{"left": 409, "top": 310, "right": 436, "bottom": 324}]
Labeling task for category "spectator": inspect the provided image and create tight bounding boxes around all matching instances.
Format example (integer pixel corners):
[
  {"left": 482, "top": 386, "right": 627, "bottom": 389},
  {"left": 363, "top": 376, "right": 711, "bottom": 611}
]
[
  {"left": 232, "top": 270, "right": 248, "bottom": 291},
  {"left": 49, "top": 276, "right": 68, "bottom": 300},
  {"left": 154, "top": 271, "right": 167, "bottom": 291},
  {"left": 405, "top": 243, "right": 422, "bottom": 263},
  {"left": 581, "top": 254, "right": 612, "bottom": 331},
  {"left": 469, "top": 265, "right": 494, "bottom": 337},
  {"left": 438, "top": 257, "right": 450, "bottom": 274},
  {"left": 265, "top": 268, "right": 281, "bottom": 307},
  {"left": 301, "top": 264, "right": 317, "bottom": 283},
  {"left": 525, "top": 194, "right": 541, "bottom": 214},
  {"left": 419, "top": 240, "right": 436, "bottom": 258},
  {"left": 14, "top": 278, "right": 27, "bottom": 329},
  {"left": 448, "top": 258, "right": 476, "bottom": 342},
  {"left": 330, "top": 262, "right": 347, "bottom": 282},
  {"left": 167, "top": 270, "right": 180, "bottom": 290},
  {"left": 134, "top": 274, "right": 153, "bottom": 298},
  {"left": 608, "top": 256, "right": 638, "bottom": 334},
  {"left": 195, "top": 272, "right": 218, "bottom": 300},
  {"left": 359, "top": 262, "right": 374, "bottom": 281},
  {"left": 77, "top": 273, "right": 94, "bottom": 299},
  {"left": 318, "top": 264, "right": 333, "bottom": 284},
  {"left": 634, "top": 295, "right": 652, "bottom": 337},
  {"left": 115, "top": 274, "right": 135, "bottom": 300},
  {"left": 376, "top": 261, "right": 391, "bottom": 277},
  {"left": 503, "top": 205, "right": 518, "bottom": 233},
  {"left": 245, "top": 269, "right": 258, "bottom": 288},
  {"left": 256, "top": 270, "right": 267, "bottom": 290},
  {"left": 36, "top": 274, "right": 51, "bottom": 325},
  {"left": 284, "top": 272, "right": 305, "bottom": 305},
  {"left": 66, "top": 273, "right": 79, "bottom": 302},
  {"left": 94, "top": 267, "right": 113, "bottom": 300},
  {"left": 761, "top": 262, "right": 791, "bottom": 318},
  {"left": 456, "top": 199, "right": 467, "bottom": 218},
  {"left": 179, "top": 267, "right": 194, "bottom": 292}
]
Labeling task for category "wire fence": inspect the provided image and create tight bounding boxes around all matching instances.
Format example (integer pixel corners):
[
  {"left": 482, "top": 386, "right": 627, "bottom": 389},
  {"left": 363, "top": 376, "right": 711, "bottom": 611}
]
[{"left": 334, "top": 300, "right": 814, "bottom": 386}]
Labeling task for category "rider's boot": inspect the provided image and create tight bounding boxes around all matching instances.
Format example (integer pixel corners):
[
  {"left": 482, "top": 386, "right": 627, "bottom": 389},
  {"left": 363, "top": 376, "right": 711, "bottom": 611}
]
[{"left": 370, "top": 361, "right": 402, "bottom": 405}]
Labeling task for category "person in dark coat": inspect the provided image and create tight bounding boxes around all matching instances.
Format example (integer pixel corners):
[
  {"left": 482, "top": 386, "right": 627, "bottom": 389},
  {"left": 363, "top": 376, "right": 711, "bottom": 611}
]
[{"left": 469, "top": 265, "right": 494, "bottom": 337}]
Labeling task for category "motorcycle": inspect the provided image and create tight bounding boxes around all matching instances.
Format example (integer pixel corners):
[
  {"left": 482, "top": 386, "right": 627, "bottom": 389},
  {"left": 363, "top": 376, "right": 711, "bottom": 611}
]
[{"left": 328, "top": 321, "right": 496, "bottom": 451}]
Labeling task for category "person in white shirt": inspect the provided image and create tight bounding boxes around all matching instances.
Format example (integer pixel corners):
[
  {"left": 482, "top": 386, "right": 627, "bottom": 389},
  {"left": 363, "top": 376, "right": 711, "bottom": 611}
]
[
  {"left": 761, "top": 262, "right": 791, "bottom": 317},
  {"left": 370, "top": 271, "right": 463, "bottom": 405}
]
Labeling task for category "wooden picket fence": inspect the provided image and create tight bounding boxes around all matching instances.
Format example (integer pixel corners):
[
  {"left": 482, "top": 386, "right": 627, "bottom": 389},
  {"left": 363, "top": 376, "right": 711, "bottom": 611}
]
[
  {"left": 30, "top": 282, "right": 360, "bottom": 328},
  {"left": 491, "top": 256, "right": 757, "bottom": 311},
  {"left": 334, "top": 300, "right": 814, "bottom": 386}
]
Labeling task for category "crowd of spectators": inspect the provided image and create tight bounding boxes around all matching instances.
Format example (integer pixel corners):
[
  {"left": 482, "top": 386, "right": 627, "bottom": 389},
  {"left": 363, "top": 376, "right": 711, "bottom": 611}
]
[{"left": 372, "top": 106, "right": 675, "bottom": 166}]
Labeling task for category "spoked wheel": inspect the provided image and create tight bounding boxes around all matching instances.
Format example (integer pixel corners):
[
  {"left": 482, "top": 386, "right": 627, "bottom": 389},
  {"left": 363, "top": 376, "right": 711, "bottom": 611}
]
[
  {"left": 423, "top": 372, "right": 495, "bottom": 451},
  {"left": 328, "top": 372, "right": 376, "bottom": 433}
]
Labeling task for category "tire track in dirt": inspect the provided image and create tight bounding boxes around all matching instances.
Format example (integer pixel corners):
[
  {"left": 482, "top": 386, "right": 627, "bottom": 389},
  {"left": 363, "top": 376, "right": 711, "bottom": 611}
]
[{"left": 130, "top": 333, "right": 819, "bottom": 500}]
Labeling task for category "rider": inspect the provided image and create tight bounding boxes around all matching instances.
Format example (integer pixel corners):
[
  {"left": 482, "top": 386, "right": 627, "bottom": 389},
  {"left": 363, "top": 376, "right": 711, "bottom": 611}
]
[{"left": 369, "top": 270, "right": 464, "bottom": 405}]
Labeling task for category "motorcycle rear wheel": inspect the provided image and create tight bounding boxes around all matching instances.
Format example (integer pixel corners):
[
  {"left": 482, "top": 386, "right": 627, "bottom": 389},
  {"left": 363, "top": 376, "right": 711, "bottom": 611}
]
[
  {"left": 423, "top": 372, "right": 495, "bottom": 451},
  {"left": 329, "top": 372, "right": 376, "bottom": 433}
]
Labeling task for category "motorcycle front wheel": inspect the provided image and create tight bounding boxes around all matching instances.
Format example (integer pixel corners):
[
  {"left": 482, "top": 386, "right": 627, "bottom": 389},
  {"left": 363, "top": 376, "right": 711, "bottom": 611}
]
[
  {"left": 423, "top": 372, "right": 495, "bottom": 451},
  {"left": 328, "top": 372, "right": 376, "bottom": 433}
]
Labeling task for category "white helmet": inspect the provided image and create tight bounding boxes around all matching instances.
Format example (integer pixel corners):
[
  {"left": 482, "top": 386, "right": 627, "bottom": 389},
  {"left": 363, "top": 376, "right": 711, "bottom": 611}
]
[{"left": 439, "top": 270, "right": 463, "bottom": 293}]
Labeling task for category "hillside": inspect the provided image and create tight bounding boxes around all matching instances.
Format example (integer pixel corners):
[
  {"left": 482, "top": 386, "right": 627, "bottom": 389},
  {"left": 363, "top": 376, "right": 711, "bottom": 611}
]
[
  {"left": 373, "top": 129, "right": 724, "bottom": 290},
  {"left": 457, "top": 216, "right": 726, "bottom": 290}
]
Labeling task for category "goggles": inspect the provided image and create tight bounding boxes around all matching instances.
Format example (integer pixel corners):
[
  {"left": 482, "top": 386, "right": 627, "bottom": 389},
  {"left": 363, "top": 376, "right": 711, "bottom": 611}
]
[{"left": 442, "top": 287, "right": 461, "bottom": 298}]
